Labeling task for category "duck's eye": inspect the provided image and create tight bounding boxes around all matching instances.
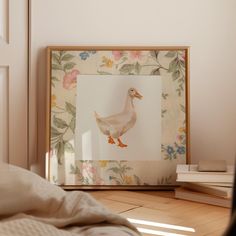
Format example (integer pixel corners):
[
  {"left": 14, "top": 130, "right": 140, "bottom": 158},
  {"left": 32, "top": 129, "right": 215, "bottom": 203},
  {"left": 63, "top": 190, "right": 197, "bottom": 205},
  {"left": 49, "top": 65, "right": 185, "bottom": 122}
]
[{"left": 131, "top": 89, "right": 134, "bottom": 92}]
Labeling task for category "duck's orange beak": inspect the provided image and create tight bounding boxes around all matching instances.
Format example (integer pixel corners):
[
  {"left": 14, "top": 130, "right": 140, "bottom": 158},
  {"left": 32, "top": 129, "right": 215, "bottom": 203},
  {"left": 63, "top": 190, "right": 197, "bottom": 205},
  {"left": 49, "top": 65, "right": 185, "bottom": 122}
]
[{"left": 134, "top": 91, "right": 143, "bottom": 99}]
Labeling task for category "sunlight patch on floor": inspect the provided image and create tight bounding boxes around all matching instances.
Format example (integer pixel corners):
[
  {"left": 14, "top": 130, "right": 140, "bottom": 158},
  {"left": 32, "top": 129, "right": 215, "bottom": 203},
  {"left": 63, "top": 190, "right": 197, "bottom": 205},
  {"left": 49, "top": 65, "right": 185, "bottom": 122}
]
[
  {"left": 128, "top": 218, "right": 195, "bottom": 232},
  {"left": 127, "top": 218, "right": 195, "bottom": 236}
]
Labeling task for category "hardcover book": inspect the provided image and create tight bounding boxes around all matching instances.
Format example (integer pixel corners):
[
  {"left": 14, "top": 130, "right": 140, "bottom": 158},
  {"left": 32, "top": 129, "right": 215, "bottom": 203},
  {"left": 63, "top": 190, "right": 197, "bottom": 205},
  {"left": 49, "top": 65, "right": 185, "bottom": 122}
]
[
  {"left": 182, "top": 182, "right": 232, "bottom": 199},
  {"left": 175, "top": 187, "right": 231, "bottom": 208},
  {"left": 176, "top": 165, "right": 234, "bottom": 183}
]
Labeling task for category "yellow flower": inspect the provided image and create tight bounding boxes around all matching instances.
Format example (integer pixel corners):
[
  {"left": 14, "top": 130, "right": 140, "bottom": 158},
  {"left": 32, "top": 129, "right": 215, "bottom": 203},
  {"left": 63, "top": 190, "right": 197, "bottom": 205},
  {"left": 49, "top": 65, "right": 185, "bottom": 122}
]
[
  {"left": 124, "top": 175, "right": 133, "bottom": 185},
  {"left": 51, "top": 95, "right": 57, "bottom": 107},
  {"left": 102, "top": 56, "right": 114, "bottom": 68},
  {"left": 179, "top": 127, "right": 186, "bottom": 133},
  {"left": 99, "top": 160, "right": 109, "bottom": 168}
]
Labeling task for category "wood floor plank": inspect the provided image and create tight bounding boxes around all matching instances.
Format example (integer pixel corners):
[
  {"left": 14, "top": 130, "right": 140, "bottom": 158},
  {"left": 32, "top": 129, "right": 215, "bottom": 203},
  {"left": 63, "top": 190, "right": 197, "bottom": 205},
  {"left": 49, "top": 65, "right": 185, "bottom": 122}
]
[
  {"left": 120, "top": 207, "right": 185, "bottom": 225},
  {"left": 90, "top": 190, "right": 230, "bottom": 236},
  {"left": 204, "top": 227, "right": 227, "bottom": 236},
  {"left": 120, "top": 207, "right": 196, "bottom": 236},
  {"left": 104, "top": 191, "right": 185, "bottom": 211},
  {"left": 139, "top": 190, "right": 176, "bottom": 198},
  {"left": 98, "top": 198, "right": 139, "bottom": 214},
  {"left": 171, "top": 203, "right": 229, "bottom": 219},
  {"left": 191, "top": 216, "right": 229, "bottom": 236},
  {"left": 88, "top": 190, "right": 115, "bottom": 199}
]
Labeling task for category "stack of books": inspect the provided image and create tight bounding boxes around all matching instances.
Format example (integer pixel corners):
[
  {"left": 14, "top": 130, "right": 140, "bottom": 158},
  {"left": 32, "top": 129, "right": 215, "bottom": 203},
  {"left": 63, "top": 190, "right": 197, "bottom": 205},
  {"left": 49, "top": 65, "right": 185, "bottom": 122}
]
[{"left": 175, "top": 164, "right": 234, "bottom": 208}]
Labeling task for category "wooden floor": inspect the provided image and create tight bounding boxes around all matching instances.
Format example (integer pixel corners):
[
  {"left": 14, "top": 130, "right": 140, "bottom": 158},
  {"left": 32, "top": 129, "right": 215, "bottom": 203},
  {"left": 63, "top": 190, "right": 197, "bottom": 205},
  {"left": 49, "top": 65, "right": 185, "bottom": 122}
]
[{"left": 89, "top": 190, "right": 230, "bottom": 236}]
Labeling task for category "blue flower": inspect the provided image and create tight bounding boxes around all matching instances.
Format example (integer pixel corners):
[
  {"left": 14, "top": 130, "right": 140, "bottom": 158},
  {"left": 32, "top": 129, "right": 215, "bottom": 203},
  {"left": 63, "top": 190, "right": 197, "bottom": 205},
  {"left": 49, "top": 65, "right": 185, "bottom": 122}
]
[
  {"left": 166, "top": 146, "right": 175, "bottom": 155},
  {"left": 79, "top": 51, "right": 96, "bottom": 60},
  {"left": 177, "top": 146, "right": 185, "bottom": 154},
  {"left": 79, "top": 52, "right": 90, "bottom": 60}
]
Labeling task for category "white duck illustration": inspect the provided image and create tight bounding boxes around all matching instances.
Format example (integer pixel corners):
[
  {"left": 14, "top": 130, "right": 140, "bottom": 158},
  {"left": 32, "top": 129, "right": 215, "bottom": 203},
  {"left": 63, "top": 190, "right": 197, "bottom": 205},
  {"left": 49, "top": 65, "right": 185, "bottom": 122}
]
[{"left": 94, "top": 88, "right": 143, "bottom": 148}]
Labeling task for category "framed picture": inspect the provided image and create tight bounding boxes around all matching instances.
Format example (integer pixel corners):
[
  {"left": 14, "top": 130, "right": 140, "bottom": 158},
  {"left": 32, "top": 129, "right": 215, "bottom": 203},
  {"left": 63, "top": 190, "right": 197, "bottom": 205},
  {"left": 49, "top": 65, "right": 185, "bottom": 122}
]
[{"left": 46, "top": 46, "right": 190, "bottom": 189}]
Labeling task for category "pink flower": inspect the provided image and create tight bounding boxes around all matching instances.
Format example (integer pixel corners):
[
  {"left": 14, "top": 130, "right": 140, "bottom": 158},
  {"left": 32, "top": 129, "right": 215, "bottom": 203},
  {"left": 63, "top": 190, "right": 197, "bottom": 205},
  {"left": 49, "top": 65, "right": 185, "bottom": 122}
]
[
  {"left": 50, "top": 149, "right": 53, "bottom": 156},
  {"left": 89, "top": 167, "right": 97, "bottom": 174},
  {"left": 112, "top": 51, "right": 123, "bottom": 60},
  {"left": 129, "top": 51, "right": 142, "bottom": 60},
  {"left": 63, "top": 69, "right": 79, "bottom": 90},
  {"left": 177, "top": 134, "right": 183, "bottom": 141},
  {"left": 82, "top": 163, "right": 89, "bottom": 170},
  {"left": 181, "top": 52, "right": 186, "bottom": 61}
]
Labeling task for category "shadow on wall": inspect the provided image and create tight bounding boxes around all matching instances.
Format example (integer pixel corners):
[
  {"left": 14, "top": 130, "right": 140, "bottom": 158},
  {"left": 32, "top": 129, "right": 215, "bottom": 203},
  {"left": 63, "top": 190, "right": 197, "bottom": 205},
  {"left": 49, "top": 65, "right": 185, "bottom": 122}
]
[{"left": 30, "top": 47, "right": 47, "bottom": 177}]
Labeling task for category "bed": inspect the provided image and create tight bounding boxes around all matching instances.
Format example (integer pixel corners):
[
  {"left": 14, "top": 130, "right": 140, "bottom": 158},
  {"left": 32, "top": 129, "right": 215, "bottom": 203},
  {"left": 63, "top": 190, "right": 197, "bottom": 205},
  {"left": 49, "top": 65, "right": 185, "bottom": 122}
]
[{"left": 0, "top": 163, "right": 140, "bottom": 236}]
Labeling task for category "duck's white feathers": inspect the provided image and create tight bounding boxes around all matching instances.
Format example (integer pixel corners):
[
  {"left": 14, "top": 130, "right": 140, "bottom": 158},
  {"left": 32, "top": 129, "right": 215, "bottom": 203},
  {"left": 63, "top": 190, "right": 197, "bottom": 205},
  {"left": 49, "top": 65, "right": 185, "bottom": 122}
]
[
  {"left": 94, "top": 88, "right": 141, "bottom": 139},
  {"left": 94, "top": 111, "right": 136, "bottom": 138}
]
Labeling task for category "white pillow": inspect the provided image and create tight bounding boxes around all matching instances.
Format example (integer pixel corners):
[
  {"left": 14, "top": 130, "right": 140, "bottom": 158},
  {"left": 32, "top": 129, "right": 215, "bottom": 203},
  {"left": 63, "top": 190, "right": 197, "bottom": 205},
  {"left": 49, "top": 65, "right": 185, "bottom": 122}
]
[{"left": 0, "top": 162, "right": 65, "bottom": 216}]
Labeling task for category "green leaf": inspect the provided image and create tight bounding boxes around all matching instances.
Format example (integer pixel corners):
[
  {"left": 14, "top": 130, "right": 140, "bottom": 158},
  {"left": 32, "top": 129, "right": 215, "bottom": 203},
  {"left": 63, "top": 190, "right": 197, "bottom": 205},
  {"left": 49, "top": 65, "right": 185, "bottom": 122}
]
[
  {"left": 69, "top": 118, "right": 76, "bottom": 133},
  {"left": 133, "top": 175, "right": 141, "bottom": 185},
  {"left": 180, "top": 104, "right": 185, "bottom": 113},
  {"left": 150, "top": 51, "right": 159, "bottom": 59},
  {"left": 52, "top": 176, "right": 58, "bottom": 184},
  {"left": 84, "top": 177, "right": 90, "bottom": 185},
  {"left": 70, "top": 164, "right": 78, "bottom": 174},
  {"left": 52, "top": 64, "right": 63, "bottom": 70},
  {"left": 162, "top": 93, "right": 168, "bottom": 99},
  {"left": 52, "top": 53, "right": 60, "bottom": 64},
  {"left": 165, "top": 51, "right": 177, "bottom": 58},
  {"left": 109, "top": 176, "right": 117, "bottom": 180},
  {"left": 119, "top": 64, "right": 135, "bottom": 75},
  {"left": 52, "top": 76, "right": 59, "bottom": 81},
  {"left": 108, "top": 167, "right": 121, "bottom": 173},
  {"left": 177, "top": 88, "right": 182, "bottom": 96},
  {"left": 51, "top": 76, "right": 59, "bottom": 82},
  {"left": 59, "top": 51, "right": 66, "bottom": 56},
  {"left": 65, "top": 142, "right": 74, "bottom": 153},
  {"left": 134, "top": 62, "right": 141, "bottom": 74},
  {"left": 109, "top": 176, "right": 121, "bottom": 184},
  {"left": 55, "top": 141, "right": 64, "bottom": 164},
  {"left": 97, "top": 71, "right": 112, "bottom": 75},
  {"left": 63, "top": 62, "right": 76, "bottom": 70},
  {"left": 168, "top": 59, "right": 178, "bottom": 73},
  {"left": 51, "top": 127, "right": 61, "bottom": 137},
  {"left": 179, "top": 59, "right": 185, "bottom": 68},
  {"left": 70, "top": 164, "right": 83, "bottom": 178},
  {"left": 120, "top": 57, "right": 128, "bottom": 63},
  {"left": 162, "top": 109, "right": 167, "bottom": 117},
  {"left": 172, "top": 70, "right": 180, "bottom": 80},
  {"left": 121, "top": 165, "right": 132, "bottom": 172},
  {"left": 61, "top": 54, "right": 75, "bottom": 61},
  {"left": 151, "top": 68, "right": 160, "bottom": 75},
  {"left": 53, "top": 116, "right": 68, "bottom": 129},
  {"left": 65, "top": 102, "right": 76, "bottom": 117},
  {"left": 57, "top": 141, "right": 64, "bottom": 163},
  {"left": 115, "top": 179, "right": 121, "bottom": 184}
]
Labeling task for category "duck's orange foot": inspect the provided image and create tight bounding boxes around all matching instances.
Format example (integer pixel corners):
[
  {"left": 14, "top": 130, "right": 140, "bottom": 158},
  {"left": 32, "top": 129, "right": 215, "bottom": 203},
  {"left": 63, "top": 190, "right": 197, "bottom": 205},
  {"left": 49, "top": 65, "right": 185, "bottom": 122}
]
[
  {"left": 118, "top": 143, "right": 127, "bottom": 148},
  {"left": 108, "top": 136, "right": 115, "bottom": 144},
  {"left": 117, "top": 138, "right": 127, "bottom": 148}
]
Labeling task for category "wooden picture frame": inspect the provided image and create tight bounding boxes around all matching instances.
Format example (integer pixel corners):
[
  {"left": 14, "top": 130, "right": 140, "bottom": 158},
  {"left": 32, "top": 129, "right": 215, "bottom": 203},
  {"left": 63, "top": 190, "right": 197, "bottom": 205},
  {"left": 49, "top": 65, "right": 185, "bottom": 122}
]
[{"left": 46, "top": 46, "right": 190, "bottom": 189}]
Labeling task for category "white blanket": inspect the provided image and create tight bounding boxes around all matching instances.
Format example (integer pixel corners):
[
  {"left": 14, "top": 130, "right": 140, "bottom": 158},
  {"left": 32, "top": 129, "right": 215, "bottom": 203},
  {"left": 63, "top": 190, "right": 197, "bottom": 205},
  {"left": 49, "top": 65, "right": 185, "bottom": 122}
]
[{"left": 0, "top": 164, "right": 140, "bottom": 236}]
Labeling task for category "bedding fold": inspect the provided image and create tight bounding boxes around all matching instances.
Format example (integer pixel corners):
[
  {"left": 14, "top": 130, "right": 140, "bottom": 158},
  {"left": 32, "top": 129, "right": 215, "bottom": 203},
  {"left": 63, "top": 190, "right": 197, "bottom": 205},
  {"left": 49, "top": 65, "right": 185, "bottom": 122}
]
[{"left": 0, "top": 163, "right": 140, "bottom": 236}]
